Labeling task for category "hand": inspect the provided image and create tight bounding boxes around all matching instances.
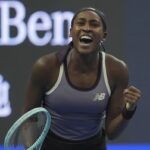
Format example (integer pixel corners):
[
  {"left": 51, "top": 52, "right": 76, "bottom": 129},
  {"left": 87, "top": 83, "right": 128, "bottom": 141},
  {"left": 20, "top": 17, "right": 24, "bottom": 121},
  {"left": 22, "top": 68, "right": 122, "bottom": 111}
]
[{"left": 123, "top": 86, "right": 141, "bottom": 111}]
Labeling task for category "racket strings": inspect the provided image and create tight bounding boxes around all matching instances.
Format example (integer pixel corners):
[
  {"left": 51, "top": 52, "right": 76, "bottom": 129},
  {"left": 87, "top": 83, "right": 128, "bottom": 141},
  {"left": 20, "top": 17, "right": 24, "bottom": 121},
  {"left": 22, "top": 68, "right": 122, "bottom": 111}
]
[{"left": 7, "top": 112, "right": 47, "bottom": 149}]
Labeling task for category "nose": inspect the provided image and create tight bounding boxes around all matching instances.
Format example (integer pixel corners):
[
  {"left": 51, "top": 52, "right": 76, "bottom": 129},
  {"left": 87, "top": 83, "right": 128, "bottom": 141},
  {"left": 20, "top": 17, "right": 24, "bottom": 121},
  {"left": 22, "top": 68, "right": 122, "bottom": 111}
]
[{"left": 82, "top": 23, "right": 91, "bottom": 32}]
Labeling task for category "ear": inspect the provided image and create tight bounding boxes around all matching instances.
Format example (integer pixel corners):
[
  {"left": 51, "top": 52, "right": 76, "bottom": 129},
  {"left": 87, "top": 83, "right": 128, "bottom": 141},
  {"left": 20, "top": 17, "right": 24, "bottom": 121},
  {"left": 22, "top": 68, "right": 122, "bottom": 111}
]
[
  {"left": 102, "top": 32, "right": 107, "bottom": 42},
  {"left": 103, "top": 32, "right": 107, "bottom": 39}
]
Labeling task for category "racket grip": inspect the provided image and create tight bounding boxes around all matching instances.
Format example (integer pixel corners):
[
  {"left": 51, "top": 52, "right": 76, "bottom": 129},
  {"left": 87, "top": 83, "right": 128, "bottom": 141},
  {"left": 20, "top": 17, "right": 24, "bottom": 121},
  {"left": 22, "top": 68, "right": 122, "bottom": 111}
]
[{"left": 126, "top": 102, "right": 130, "bottom": 109}]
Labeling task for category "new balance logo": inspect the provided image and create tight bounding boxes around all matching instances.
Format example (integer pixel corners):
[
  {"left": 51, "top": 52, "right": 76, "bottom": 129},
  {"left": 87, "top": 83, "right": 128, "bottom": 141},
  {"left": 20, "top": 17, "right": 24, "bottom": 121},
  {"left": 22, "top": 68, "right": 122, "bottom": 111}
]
[{"left": 93, "top": 92, "right": 106, "bottom": 101}]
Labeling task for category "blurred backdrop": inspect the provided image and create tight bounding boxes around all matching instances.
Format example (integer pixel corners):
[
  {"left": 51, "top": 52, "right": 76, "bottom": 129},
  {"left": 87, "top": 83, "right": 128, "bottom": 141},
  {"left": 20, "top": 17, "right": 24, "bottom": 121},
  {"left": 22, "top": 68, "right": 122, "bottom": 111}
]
[{"left": 0, "top": 0, "right": 150, "bottom": 149}]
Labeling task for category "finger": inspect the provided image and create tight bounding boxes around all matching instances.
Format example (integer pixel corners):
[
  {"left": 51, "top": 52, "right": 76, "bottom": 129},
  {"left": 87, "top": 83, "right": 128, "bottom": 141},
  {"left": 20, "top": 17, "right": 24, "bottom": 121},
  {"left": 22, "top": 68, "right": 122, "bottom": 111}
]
[
  {"left": 123, "top": 89, "right": 141, "bottom": 99},
  {"left": 127, "top": 86, "right": 141, "bottom": 94},
  {"left": 124, "top": 93, "right": 141, "bottom": 101}
]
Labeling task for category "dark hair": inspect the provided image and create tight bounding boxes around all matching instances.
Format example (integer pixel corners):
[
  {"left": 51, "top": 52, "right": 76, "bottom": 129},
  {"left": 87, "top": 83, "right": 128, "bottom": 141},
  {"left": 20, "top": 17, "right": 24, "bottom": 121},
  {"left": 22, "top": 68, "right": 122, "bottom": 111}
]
[{"left": 71, "top": 7, "right": 107, "bottom": 32}]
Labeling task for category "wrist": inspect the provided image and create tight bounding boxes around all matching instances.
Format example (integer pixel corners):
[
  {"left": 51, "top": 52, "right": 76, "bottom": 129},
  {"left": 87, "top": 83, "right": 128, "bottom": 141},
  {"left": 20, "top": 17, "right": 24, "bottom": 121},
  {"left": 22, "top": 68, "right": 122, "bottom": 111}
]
[{"left": 122, "top": 104, "right": 137, "bottom": 120}]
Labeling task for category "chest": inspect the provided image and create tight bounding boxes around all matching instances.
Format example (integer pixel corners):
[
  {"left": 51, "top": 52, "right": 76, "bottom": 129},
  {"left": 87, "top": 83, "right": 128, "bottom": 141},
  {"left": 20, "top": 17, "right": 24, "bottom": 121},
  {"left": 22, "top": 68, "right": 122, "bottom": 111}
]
[
  {"left": 45, "top": 85, "right": 109, "bottom": 115},
  {"left": 45, "top": 64, "right": 110, "bottom": 115},
  {"left": 68, "top": 70, "right": 99, "bottom": 89}
]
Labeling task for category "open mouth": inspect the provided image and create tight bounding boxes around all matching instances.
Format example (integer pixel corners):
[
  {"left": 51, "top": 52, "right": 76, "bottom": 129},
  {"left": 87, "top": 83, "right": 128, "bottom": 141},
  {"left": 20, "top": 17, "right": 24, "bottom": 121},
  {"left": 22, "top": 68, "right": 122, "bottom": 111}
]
[{"left": 79, "top": 35, "right": 93, "bottom": 45}]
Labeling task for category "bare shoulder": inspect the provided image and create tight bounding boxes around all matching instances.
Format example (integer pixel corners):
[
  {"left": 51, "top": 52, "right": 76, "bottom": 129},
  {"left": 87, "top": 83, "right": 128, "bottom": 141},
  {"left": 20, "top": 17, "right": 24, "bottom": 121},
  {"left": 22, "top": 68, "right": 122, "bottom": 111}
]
[
  {"left": 33, "top": 52, "right": 58, "bottom": 70},
  {"left": 106, "top": 53, "right": 128, "bottom": 70},
  {"left": 30, "top": 52, "right": 60, "bottom": 89},
  {"left": 105, "top": 53, "right": 129, "bottom": 89}
]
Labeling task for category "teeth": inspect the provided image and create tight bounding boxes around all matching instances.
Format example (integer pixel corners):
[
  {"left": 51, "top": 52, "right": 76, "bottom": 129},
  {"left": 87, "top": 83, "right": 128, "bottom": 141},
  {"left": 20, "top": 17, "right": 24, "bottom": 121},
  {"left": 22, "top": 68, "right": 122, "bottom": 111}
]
[{"left": 80, "top": 35, "right": 92, "bottom": 40}]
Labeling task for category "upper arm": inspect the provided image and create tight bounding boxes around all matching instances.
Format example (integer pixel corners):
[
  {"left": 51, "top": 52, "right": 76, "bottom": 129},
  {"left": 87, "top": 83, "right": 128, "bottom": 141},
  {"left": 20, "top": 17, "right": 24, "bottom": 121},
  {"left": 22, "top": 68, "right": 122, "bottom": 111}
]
[
  {"left": 22, "top": 54, "right": 58, "bottom": 113},
  {"left": 22, "top": 59, "right": 48, "bottom": 112},
  {"left": 105, "top": 56, "right": 129, "bottom": 126}
]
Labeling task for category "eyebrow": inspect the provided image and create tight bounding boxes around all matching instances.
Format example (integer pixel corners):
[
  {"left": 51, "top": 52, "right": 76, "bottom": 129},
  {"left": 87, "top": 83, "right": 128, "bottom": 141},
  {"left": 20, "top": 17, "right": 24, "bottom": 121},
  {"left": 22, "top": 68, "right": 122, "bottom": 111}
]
[{"left": 76, "top": 17, "right": 100, "bottom": 23}]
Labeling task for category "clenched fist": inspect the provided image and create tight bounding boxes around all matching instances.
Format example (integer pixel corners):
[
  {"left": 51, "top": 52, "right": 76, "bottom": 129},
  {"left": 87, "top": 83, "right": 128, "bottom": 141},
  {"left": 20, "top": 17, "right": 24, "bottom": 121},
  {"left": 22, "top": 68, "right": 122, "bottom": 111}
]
[{"left": 123, "top": 86, "right": 141, "bottom": 111}]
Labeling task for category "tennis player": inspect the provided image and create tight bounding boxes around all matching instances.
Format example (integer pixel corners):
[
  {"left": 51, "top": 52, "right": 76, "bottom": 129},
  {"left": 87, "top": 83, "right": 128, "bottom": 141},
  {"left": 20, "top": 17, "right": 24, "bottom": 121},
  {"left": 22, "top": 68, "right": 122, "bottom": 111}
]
[{"left": 23, "top": 7, "right": 141, "bottom": 150}]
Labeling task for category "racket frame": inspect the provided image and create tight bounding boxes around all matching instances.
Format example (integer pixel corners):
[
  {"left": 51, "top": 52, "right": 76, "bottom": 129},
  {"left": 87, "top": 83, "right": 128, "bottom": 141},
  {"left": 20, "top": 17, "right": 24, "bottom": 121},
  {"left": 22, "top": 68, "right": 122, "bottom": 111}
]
[{"left": 4, "top": 107, "right": 51, "bottom": 150}]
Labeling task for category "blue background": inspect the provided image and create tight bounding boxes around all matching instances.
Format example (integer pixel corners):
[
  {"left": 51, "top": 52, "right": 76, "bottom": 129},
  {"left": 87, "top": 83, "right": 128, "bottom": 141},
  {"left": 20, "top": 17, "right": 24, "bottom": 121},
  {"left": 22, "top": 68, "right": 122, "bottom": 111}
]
[{"left": 0, "top": 144, "right": 150, "bottom": 150}]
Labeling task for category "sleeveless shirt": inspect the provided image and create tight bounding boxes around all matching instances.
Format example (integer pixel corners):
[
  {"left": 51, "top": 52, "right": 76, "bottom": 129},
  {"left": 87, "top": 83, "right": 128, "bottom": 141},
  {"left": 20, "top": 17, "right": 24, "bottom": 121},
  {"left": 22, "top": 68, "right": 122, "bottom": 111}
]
[{"left": 44, "top": 51, "right": 111, "bottom": 141}]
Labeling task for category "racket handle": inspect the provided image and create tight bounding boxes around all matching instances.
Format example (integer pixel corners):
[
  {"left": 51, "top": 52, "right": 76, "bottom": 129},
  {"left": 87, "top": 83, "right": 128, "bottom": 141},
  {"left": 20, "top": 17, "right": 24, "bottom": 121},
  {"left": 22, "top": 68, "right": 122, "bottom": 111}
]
[{"left": 126, "top": 102, "right": 130, "bottom": 109}]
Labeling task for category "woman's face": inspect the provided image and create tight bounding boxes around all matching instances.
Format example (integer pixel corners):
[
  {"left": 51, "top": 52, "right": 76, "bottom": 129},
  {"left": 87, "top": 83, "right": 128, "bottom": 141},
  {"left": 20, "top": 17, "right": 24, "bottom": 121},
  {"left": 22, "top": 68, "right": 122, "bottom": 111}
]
[{"left": 70, "top": 10, "right": 106, "bottom": 54}]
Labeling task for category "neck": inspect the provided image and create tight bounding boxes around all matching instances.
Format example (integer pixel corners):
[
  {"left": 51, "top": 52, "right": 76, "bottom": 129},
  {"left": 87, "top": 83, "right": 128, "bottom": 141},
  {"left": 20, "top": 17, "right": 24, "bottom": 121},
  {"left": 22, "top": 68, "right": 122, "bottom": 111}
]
[{"left": 69, "top": 49, "right": 100, "bottom": 73}]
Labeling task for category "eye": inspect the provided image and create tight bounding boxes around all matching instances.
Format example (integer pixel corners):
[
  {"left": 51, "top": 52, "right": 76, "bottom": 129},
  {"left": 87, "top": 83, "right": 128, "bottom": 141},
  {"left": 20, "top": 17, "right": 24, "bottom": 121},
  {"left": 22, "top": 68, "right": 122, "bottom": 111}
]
[
  {"left": 76, "top": 21, "right": 85, "bottom": 26},
  {"left": 90, "top": 21, "right": 101, "bottom": 27}
]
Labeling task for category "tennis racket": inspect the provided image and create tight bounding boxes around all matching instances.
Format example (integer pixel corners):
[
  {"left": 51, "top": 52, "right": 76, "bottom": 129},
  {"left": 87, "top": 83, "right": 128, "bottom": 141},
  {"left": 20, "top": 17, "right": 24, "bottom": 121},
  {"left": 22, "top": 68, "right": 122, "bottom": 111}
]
[{"left": 4, "top": 107, "right": 51, "bottom": 150}]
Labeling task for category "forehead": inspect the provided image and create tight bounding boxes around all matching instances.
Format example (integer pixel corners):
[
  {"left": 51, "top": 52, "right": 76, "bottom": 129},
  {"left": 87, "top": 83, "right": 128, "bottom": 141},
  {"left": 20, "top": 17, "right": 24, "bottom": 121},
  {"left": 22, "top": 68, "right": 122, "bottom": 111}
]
[{"left": 75, "top": 10, "right": 101, "bottom": 21}]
